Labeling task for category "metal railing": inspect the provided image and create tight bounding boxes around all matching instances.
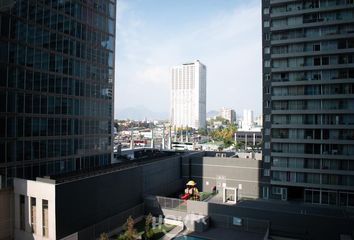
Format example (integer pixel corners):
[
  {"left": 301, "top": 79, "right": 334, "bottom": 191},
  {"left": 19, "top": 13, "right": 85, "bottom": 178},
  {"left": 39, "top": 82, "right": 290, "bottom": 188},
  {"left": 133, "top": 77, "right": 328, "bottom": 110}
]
[{"left": 155, "top": 196, "right": 187, "bottom": 212}]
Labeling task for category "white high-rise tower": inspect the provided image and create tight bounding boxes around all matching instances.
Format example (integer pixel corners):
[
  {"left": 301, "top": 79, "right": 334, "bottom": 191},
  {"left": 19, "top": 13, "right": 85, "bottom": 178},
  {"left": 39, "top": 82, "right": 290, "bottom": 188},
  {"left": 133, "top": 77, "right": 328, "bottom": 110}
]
[{"left": 170, "top": 60, "right": 206, "bottom": 129}]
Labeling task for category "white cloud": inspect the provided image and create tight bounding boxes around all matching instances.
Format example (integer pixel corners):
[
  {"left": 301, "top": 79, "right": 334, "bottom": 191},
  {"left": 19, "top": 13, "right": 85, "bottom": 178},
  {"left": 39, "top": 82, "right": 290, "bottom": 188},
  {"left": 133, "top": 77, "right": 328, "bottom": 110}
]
[
  {"left": 114, "top": 1, "right": 262, "bottom": 118},
  {"left": 136, "top": 65, "right": 168, "bottom": 84}
]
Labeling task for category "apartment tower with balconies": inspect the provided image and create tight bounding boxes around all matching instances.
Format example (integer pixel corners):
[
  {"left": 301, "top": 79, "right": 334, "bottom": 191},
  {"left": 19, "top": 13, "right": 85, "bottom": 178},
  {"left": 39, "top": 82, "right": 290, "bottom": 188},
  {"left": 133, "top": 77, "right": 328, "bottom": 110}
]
[{"left": 262, "top": 0, "right": 354, "bottom": 207}]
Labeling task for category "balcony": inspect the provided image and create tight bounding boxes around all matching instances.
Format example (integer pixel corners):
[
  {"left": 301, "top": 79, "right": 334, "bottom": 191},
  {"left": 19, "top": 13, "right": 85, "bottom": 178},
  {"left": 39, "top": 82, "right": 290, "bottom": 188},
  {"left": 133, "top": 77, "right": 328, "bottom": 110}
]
[
  {"left": 271, "top": 166, "right": 354, "bottom": 176},
  {"left": 271, "top": 33, "right": 354, "bottom": 45},
  {"left": 271, "top": 19, "right": 354, "bottom": 32},
  {"left": 271, "top": 48, "right": 354, "bottom": 59},
  {"left": 271, "top": 78, "right": 354, "bottom": 86},
  {"left": 271, "top": 63, "right": 354, "bottom": 73},
  {"left": 272, "top": 94, "right": 354, "bottom": 101},
  {"left": 271, "top": 124, "right": 354, "bottom": 130},
  {"left": 270, "top": 4, "right": 354, "bottom": 18},
  {"left": 271, "top": 138, "right": 354, "bottom": 145},
  {"left": 271, "top": 152, "right": 354, "bottom": 160},
  {"left": 270, "top": 180, "right": 354, "bottom": 191},
  {"left": 270, "top": 0, "right": 301, "bottom": 5}
]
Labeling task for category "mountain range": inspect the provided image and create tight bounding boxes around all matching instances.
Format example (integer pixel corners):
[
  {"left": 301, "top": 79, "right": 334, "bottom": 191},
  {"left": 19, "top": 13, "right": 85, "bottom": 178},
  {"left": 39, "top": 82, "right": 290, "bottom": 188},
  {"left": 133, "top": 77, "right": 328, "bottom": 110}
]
[{"left": 116, "top": 106, "right": 220, "bottom": 121}]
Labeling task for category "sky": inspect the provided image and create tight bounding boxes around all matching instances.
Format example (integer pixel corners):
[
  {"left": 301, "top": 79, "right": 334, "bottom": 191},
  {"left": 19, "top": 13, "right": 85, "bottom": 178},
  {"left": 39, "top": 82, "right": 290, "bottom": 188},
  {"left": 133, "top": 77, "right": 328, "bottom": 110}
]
[{"left": 115, "top": 0, "right": 262, "bottom": 119}]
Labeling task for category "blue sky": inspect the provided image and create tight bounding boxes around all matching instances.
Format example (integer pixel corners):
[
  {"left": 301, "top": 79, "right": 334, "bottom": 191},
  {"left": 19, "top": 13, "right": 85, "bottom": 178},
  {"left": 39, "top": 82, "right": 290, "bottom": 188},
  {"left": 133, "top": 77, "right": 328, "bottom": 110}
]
[{"left": 115, "top": 0, "right": 262, "bottom": 119}]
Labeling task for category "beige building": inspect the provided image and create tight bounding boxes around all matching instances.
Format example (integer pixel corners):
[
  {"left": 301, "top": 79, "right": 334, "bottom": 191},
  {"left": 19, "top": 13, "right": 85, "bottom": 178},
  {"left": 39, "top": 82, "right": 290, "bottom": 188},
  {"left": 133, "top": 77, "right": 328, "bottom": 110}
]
[{"left": 219, "top": 107, "right": 236, "bottom": 123}]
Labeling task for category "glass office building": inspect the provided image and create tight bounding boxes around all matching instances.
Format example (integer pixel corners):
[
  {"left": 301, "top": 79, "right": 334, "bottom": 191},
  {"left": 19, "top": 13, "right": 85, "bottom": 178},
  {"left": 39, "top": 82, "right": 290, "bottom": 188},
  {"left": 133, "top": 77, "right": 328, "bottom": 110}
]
[
  {"left": 0, "top": 0, "right": 116, "bottom": 187},
  {"left": 262, "top": 0, "right": 354, "bottom": 207}
]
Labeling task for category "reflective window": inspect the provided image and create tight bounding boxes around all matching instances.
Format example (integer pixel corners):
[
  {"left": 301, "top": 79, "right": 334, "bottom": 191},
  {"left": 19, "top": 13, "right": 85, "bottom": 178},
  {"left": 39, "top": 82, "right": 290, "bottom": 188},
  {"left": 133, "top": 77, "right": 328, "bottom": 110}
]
[
  {"left": 41, "top": 73, "right": 48, "bottom": 92},
  {"left": 25, "top": 94, "right": 32, "bottom": 113},
  {"left": 33, "top": 95, "right": 40, "bottom": 114},
  {"left": 108, "top": 18, "right": 114, "bottom": 34},
  {"left": 109, "top": 2, "right": 115, "bottom": 18},
  {"left": 24, "top": 118, "right": 32, "bottom": 137}
]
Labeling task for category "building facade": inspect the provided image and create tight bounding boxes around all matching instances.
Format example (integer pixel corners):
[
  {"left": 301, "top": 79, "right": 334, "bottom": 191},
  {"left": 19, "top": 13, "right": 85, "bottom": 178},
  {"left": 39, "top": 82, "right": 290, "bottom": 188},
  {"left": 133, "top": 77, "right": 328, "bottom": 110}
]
[
  {"left": 262, "top": 0, "right": 354, "bottom": 207},
  {"left": 220, "top": 107, "right": 236, "bottom": 123},
  {"left": 0, "top": 0, "right": 116, "bottom": 188},
  {"left": 170, "top": 60, "right": 206, "bottom": 129},
  {"left": 241, "top": 109, "right": 254, "bottom": 130}
]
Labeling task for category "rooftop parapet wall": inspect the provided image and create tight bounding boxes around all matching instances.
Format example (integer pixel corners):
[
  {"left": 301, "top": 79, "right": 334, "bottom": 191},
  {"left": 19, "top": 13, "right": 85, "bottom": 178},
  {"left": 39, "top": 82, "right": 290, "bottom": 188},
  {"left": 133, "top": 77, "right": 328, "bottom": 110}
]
[{"left": 182, "top": 156, "right": 262, "bottom": 198}]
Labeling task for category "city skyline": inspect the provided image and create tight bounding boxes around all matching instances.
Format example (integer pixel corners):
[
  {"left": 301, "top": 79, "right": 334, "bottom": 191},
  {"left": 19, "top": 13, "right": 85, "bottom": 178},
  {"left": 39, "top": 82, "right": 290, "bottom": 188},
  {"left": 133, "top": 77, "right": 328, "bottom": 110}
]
[{"left": 114, "top": 0, "right": 262, "bottom": 119}]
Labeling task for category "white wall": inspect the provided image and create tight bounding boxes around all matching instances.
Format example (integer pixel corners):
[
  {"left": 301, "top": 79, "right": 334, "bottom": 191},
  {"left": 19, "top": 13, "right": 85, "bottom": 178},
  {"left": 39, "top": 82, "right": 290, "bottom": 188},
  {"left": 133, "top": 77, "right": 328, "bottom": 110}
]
[{"left": 14, "top": 178, "right": 56, "bottom": 240}]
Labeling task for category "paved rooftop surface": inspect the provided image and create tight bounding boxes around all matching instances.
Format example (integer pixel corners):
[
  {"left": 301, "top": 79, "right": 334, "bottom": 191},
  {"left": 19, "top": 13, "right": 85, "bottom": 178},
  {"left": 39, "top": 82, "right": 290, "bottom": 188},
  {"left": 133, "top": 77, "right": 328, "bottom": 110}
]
[
  {"left": 187, "top": 227, "right": 265, "bottom": 240},
  {"left": 207, "top": 194, "right": 354, "bottom": 220}
]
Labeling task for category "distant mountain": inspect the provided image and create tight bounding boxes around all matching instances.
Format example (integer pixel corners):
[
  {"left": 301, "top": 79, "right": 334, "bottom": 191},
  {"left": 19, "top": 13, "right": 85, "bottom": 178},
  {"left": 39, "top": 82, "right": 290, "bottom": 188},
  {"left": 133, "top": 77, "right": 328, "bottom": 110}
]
[
  {"left": 116, "top": 106, "right": 168, "bottom": 121},
  {"left": 207, "top": 110, "right": 219, "bottom": 118}
]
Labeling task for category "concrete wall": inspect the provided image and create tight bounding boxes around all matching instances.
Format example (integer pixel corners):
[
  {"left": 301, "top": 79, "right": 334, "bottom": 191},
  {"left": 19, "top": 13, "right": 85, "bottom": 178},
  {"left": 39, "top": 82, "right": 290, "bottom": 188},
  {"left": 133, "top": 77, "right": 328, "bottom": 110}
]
[
  {"left": 56, "top": 154, "right": 190, "bottom": 239},
  {"left": 142, "top": 156, "right": 183, "bottom": 196},
  {"left": 0, "top": 189, "right": 13, "bottom": 240},
  {"left": 56, "top": 167, "right": 142, "bottom": 239},
  {"left": 182, "top": 157, "right": 263, "bottom": 198}
]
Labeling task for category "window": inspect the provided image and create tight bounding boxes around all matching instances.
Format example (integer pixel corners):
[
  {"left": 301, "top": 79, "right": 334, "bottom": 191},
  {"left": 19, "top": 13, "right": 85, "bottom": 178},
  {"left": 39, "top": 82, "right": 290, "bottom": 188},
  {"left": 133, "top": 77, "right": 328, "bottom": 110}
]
[
  {"left": 265, "top": 100, "right": 270, "bottom": 108},
  {"left": 232, "top": 217, "right": 242, "bottom": 226},
  {"left": 265, "top": 142, "right": 270, "bottom": 149},
  {"left": 314, "top": 57, "right": 321, "bottom": 66},
  {"left": 322, "top": 56, "right": 329, "bottom": 65},
  {"left": 264, "top": 33, "right": 270, "bottom": 41},
  {"left": 313, "top": 44, "right": 320, "bottom": 51},
  {"left": 263, "top": 8, "right": 270, "bottom": 15},
  {"left": 42, "top": 200, "right": 48, "bottom": 237},
  {"left": 272, "top": 187, "right": 282, "bottom": 195},
  {"left": 265, "top": 74, "right": 271, "bottom": 81},
  {"left": 265, "top": 87, "right": 271, "bottom": 94},
  {"left": 264, "top": 47, "right": 270, "bottom": 54},
  {"left": 263, "top": 169, "right": 270, "bottom": 176},
  {"left": 264, "top": 60, "right": 271, "bottom": 67},
  {"left": 20, "top": 195, "right": 25, "bottom": 230},
  {"left": 265, "top": 115, "right": 270, "bottom": 122},
  {"left": 265, "top": 129, "right": 270, "bottom": 136},
  {"left": 264, "top": 155, "right": 270, "bottom": 163},
  {"left": 31, "top": 197, "right": 36, "bottom": 233},
  {"left": 262, "top": 186, "right": 269, "bottom": 199},
  {"left": 264, "top": 21, "right": 270, "bottom": 27}
]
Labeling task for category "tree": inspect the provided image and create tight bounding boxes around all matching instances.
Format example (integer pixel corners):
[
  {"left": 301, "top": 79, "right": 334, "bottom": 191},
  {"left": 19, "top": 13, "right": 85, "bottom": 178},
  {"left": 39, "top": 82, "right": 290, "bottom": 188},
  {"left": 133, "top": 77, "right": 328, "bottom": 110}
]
[
  {"left": 100, "top": 232, "right": 109, "bottom": 240},
  {"left": 209, "top": 124, "right": 237, "bottom": 147},
  {"left": 118, "top": 216, "right": 138, "bottom": 240},
  {"left": 143, "top": 213, "right": 154, "bottom": 240}
]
